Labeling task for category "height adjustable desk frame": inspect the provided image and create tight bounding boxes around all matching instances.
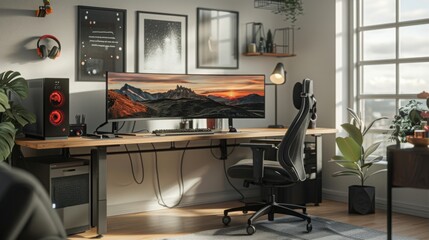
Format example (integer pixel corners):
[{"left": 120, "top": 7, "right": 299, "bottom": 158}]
[{"left": 14, "top": 128, "right": 336, "bottom": 237}]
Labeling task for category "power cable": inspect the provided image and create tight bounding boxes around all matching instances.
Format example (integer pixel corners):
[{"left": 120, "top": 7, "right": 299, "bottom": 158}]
[
  {"left": 151, "top": 141, "right": 189, "bottom": 208},
  {"left": 124, "top": 144, "right": 145, "bottom": 184}
]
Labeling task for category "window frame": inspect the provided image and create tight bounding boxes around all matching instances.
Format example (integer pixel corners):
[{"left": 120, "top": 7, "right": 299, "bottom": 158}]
[{"left": 351, "top": 0, "right": 429, "bottom": 128}]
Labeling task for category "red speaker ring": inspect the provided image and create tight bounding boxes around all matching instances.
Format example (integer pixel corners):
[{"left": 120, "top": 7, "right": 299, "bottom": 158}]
[
  {"left": 49, "top": 90, "right": 65, "bottom": 107},
  {"left": 49, "top": 110, "right": 64, "bottom": 126}
]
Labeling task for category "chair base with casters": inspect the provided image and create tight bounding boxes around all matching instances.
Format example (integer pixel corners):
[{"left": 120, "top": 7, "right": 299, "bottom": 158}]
[{"left": 222, "top": 188, "right": 312, "bottom": 235}]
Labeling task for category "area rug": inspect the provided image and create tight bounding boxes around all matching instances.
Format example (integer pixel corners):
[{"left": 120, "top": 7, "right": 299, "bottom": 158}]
[{"left": 163, "top": 216, "right": 413, "bottom": 240}]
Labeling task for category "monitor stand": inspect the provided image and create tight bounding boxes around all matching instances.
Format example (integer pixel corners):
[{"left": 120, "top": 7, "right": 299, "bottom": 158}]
[
  {"left": 111, "top": 122, "right": 136, "bottom": 136},
  {"left": 228, "top": 118, "right": 237, "bottom": 132}
]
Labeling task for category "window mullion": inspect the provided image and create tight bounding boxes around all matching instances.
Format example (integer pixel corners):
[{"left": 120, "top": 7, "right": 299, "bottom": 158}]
[{"left": 395, "top": 0, "right": 400, "bottom": 114}]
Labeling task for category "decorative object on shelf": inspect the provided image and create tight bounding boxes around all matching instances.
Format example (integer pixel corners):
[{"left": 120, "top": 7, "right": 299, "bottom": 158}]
[
  {"left": 266, "top": 29, "right": 273, "bottom": 53},
  {"left": 36, "top": 0, "right": 53, "bottom": 17},
  {"left": 267, "top": 62, "right": 286, "bottom": 128},
  {"left": 77, "top": 6, "right": 126, "bottom": 82},
  {"left": 246, "top": 22, "right": 265, "bottom": 53},
  {"left": 330, "top": 108, "right": 387, "bottom": 214},
  {"left": 137, "top": 11, "right": 187, "bottom": 74},
  {"left": 197, "top": 8, "right": 238, "bottom": 69},
  {"left": 254, "top": 0, "right": 304, "bottom": 23},
  {"left": 258, "top": 37, "right": 266, "bottom": 53},
  {"left": 244, "top": 23, "right": 295, "bottom": 57},
  {"left": 390, "top": 100, "right": 428, "bottom": 143},
  {"left": 273, "top": 27, "right": 295, "bottom": 55},
  {"left": 0, "top": 71, "right": 36, "bottom": 161}
]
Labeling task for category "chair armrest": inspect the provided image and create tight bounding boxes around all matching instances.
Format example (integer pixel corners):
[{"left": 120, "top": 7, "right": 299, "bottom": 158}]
[{"left": 239, "top": 143, "right": 277, "bottom": 184}]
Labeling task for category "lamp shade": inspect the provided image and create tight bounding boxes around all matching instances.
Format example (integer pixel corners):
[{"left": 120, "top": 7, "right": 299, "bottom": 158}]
[{"left": 269, "top": 62, "right": 286, "bottom": 85}]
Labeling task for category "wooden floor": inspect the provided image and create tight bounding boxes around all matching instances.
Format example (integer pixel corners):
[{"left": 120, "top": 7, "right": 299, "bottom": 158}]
[{"left": 69, "top": 199, "right": 429, "bottom": 240}]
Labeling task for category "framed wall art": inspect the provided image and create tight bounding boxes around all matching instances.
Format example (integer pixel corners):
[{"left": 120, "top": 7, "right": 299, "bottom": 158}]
[
  {"left": 77, "top": 6, "right": 126, "bottom": 82},
  {"left": 137, "top": 11, "right": 187, "bottom": 74},
  {"left": 197, "top": 8, "right": 239, "bottom": 69}
]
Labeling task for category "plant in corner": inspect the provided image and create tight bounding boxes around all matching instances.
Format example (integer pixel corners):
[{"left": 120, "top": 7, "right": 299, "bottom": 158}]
[
  {"left": 330, "top": 108, "right": 387, "bottom": 214},
  {"left": 0, "top": 70, "right": 35, "bottom": 161}
]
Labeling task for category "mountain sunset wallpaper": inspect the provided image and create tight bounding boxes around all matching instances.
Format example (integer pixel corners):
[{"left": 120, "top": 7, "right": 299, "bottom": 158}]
[{"left": 107, "top": 72, "right": 265, "bottom": 120}]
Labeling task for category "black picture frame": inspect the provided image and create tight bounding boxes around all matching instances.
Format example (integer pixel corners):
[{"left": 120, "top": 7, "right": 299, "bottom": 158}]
[
  {"left": 77, "top": 6, "right": 126, "bottom": 82},
  {"left": 197, "top": 8, "right": 239, "bottom": 69},
  {"left": 137, "top": 11, "right": 188, "bottom": 74}
]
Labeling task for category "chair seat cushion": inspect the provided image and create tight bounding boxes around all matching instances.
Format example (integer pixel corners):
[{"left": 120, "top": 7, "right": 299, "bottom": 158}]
[{"left": 227, "top": 159, "right": 296, "bottom": 185}]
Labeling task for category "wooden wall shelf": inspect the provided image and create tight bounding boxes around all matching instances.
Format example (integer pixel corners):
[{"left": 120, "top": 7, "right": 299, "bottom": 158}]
[{"left": 244, "top": 52, "right": 296, "bottom": 57}]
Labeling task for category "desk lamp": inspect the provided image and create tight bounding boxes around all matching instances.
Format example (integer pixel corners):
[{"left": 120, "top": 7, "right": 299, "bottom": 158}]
[{"left": 268, "top": 62, "right": 286, "bottom": 128}]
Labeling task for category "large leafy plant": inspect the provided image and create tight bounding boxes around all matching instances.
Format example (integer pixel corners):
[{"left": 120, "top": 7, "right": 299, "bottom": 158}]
[
  {"left": 0, "top": 70, "right": 35, "bottom": 161},
  {"left": 330, "top": 108, "right": 387, "bottom": 186}
]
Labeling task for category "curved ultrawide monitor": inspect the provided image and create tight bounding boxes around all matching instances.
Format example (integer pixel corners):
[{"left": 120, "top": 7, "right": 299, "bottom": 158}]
[{"left": 106, "top": 72, "right": 265, "bottom": 121}]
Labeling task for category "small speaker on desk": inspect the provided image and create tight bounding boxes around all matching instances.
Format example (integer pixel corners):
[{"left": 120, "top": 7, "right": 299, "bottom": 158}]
[{"left": 20, "top": 78, "right": 69, "bottom": 139}]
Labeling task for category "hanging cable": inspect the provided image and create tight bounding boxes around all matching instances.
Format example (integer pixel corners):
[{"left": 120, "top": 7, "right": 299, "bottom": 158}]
[
  {"left": 152, "top": 141, "right": 190, "bottom": 208},
  {"left": 209, "top": 139, "right": 244, "bottom": 201},
  {"left": 124, "top": 144, "right": 145, "bottom": 184},
  {"left": 209, "top": 139, "right": 237, "bottom": 159}
]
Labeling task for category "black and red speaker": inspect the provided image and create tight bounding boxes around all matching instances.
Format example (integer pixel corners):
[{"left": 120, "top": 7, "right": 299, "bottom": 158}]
[{"left": 21, "top": 78, "right": 69, "bottom": 139}]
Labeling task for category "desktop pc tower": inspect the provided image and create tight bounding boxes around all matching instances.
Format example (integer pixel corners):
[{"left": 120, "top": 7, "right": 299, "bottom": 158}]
[
  {"left": 15, "top": 157, "right": 90, "bottom": 235},
  {"left": 20, "top": 78, "right": 69, "bottom": 139}
]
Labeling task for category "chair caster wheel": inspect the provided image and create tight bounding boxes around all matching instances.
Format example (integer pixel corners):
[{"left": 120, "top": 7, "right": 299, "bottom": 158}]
[
  {"left": 306, "top": 222, "right": 312, "bottom": 233},
  {"left": 246, "top": 225, "right": 256, "bottom": 235},
  {"left": 222, "top": 215, "right": 231, "bottom": 226}
]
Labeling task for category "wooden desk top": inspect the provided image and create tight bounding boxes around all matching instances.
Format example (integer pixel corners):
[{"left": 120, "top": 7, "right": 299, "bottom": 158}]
[{"left": 15, "top": 127, "right": 336, "bottom": 150}]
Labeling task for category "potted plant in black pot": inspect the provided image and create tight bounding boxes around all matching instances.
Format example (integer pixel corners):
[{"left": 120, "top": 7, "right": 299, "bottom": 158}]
[
  {"left": 330, "top": 108, "right": 387, "bottom": 214},
  {"left": 0, "top": 70, "right": 35, "bottom": 162}
]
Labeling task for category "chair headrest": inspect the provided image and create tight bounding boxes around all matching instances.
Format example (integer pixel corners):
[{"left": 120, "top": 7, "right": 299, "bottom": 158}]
[{"left": 293, "top": 78, "right": 314, "bottom": 110}]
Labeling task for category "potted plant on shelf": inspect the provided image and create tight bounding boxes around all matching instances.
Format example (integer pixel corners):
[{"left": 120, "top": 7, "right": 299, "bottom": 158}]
[
  {"left": 390, "top": 100, "right": 429, "bottom": 143},
  {"left": 330, "top": 108, "right": 387, "bottom": 214},
  {"left": 0, "top": 70, "right": 35, "bottom": 161}
]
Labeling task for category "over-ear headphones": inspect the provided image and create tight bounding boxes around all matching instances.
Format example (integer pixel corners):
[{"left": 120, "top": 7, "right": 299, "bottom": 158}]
[{"left": 37, "top": 35, "right": 61, "bottom": 59}]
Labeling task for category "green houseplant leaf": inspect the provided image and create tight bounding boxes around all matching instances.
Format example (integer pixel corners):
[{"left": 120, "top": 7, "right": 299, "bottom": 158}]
[
  {"left": 0, "top": 122, "right": 16, "bottom": 161},
  {"left": 0, "top": 70, "right": 28, "bottom": 99},
  {"left": 336, "top": 137, "right": 361, "bottom": 162},
  {"left": 0, "top": 70, "right": 35, "bottom": 161},
  {"left": 341, "top": 123, "right": 363, "bottom": 146}
]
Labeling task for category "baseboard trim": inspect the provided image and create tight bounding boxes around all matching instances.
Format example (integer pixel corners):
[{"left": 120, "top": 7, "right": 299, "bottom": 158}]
[
  {"left": 322, "top": 188, "right": 429, "bottom": 218},
  {"left": 107, "top": 188, "right": 259, "bottom": 216}
]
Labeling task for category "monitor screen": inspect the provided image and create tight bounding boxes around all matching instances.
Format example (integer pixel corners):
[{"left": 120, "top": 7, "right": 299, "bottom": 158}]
[{"left": 106, "top": 72, "right": 265, "bottom": 121}]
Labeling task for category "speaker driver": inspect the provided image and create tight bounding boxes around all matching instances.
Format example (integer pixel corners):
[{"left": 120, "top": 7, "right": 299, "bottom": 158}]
[
  {"left": 50, "top": 90, "right": 65, "bottom": 107},
  {"left": 49, "top": 110, "right": 65, "bottom": 126}
]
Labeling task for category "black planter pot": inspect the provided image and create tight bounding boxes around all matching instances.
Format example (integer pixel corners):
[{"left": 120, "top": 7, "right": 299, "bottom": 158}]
[{"left": 348, "top": 185, "right": 375, "bottom": 214}]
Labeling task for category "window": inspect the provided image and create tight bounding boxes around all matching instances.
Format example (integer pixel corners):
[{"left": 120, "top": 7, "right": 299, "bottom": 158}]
[{"left": 352, "top": 0, "right": 429, "bottom": 153}]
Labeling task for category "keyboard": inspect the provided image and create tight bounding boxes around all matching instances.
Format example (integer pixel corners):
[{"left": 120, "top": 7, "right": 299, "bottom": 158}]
[{"left": 152, "top": 128, "right": 214, "bottom": 136}]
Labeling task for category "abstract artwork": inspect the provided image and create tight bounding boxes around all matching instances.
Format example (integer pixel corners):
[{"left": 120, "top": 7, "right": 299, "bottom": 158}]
[
  {"left": 137, "top": 12, "right": 187, "bottom": 74},
  {"left": 77, "top": 6, "right": 126, "bottom": 82},
  {"left": 197, "top": 8, "right": 239, "bottom": 69}
]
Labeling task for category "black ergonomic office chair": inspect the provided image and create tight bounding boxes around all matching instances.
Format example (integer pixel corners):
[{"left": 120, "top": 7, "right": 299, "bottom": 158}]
[
  {"left": 0, "top": 163, "right": 67, "bottom": 240},
  {"left": 222, "top": 78, "right": 316, "bottom": 235}
]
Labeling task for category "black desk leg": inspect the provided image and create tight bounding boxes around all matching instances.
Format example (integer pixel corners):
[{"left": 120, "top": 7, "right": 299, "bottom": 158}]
[
  {"left": 91, "top": 147, "right": 107, "bottom": 237},
  {"left": 387, "top": 150, "right": 392, "bottom": 240}
]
